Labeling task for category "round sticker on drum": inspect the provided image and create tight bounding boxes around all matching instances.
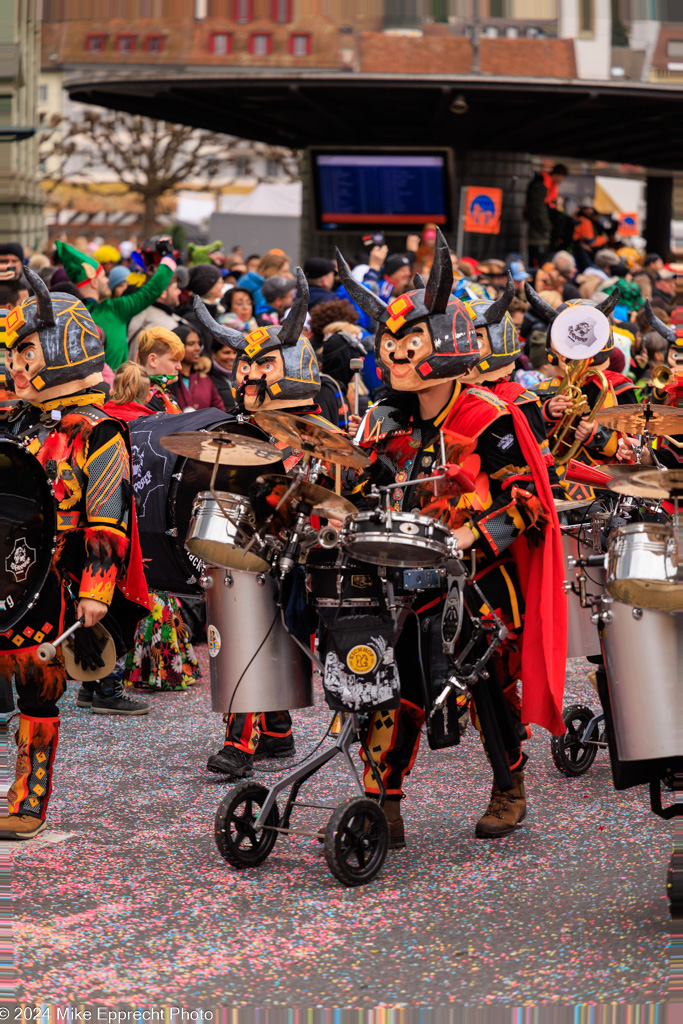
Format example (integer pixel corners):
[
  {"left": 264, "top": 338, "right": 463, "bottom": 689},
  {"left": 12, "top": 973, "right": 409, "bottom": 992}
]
[
  {"left": 399, "top": 522, "right": 420, "bottom": 535},
  {"left": 346, "top": 644, "right": 377, "bottom": 675},
  {"left": 207, "top": 624, "right": 221, "bottom": 658}
]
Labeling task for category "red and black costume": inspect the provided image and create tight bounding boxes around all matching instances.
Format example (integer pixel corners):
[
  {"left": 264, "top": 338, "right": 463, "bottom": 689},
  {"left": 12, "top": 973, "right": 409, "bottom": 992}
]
[{"left": 0, "top": 270, "right": 148, "bottom": 837}]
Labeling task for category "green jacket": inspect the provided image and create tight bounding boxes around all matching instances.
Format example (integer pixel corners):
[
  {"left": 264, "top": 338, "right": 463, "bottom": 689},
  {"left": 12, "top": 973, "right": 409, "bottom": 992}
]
[{"left": 88, "top": 261, "right": 174, "bottom": 369}]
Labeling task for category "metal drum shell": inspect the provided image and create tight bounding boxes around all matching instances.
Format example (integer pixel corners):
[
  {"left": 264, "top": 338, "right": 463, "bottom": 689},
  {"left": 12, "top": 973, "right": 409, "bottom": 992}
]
[
  {"left": 205, "top": 566, "right": 313, "bottom": 714},
  {"left": 606, "top": 522, "right": 679, "bottom": 610},
  {"left": 562, "top": 529, "right": 604, "bottom": 658},
  {"left": 340, "top": 510, "right": 452, "bottom": 569},
  {"left": 186, "top": 491, "right": 270, "bottom": 573},
  {"left": 600, "top": 601, "right": 682, "bottom": 761}
]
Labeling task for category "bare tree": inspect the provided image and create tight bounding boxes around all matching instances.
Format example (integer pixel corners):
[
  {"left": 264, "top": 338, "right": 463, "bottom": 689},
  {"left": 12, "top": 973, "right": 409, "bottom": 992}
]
[{"left": 39, "top": 108, "right": 300, "bottom": 239}]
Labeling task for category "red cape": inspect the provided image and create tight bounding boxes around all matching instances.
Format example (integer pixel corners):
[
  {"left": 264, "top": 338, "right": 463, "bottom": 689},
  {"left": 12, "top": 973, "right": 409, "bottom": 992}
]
[
  {"left": 102, "top": 400, "right": 155, "bottom": 422},
  {"left": 446, "top": 387, "right": 567, "bottom": 735}
]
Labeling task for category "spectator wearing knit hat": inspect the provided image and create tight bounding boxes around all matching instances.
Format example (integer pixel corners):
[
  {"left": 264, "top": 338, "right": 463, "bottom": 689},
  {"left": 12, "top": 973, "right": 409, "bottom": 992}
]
[
  {"left": 186, "top": 264, "right": 225, "bottom": 320},
  {"left": 304, "top": 257, "right": 337, "bottom": 308},
  {"left": 0, "top": 243, "right": 24, "bottom": 282},
  {"left": 257, "top": 275, "right": 296, "bottom": 326}
]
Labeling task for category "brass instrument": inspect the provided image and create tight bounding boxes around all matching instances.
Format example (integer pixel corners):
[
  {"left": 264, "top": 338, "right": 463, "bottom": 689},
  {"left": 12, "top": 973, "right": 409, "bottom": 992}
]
[
  {"left": 651, "top": 364, "right": 673, "bottom": 390},
  {"left": 550, "top": 359, "right": 612, "bottom": 464}
]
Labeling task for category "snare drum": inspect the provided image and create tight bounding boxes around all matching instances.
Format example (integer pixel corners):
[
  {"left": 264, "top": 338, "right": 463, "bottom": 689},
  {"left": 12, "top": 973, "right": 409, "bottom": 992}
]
[
  {"left": 606, "top": 522, "right": 678, "bottom": 609},
  {"left": 186, "top": 491, "right": 270, "bottom": 573},
  {"left": 340, "top": 510, "right": 453, "bottom": 569}
]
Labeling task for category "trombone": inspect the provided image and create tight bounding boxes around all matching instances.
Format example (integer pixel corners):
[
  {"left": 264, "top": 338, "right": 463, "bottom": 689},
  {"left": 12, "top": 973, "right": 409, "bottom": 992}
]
[{"left": 550, "top": 358, "right": 612, "bottom": 464}]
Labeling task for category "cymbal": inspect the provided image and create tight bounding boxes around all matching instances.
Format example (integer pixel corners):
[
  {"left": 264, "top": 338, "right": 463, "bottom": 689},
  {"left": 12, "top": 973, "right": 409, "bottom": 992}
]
[
  {"left": 607, "top": 467, "right": 672, "bottom": 500},
  {"left": 553, "top": 498, "right": 595, "bottom": 513},
  {"left": 252, "top": 411, "right": 370, "bottom": 470},
  {"left": 256, "top": 474, "right": 357, "bottom": 520},
  {"left": 593, "top": 403, "right": 682, "bottom": 436},
  {"left": 619, "top": 467, "right": 683, "bottom": 500},
  {"left": 160, "top": 431, "right": 282, "bottom": 467}
]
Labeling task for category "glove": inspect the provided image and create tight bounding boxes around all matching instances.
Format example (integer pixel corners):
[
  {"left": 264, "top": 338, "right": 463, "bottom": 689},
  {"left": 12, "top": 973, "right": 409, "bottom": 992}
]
[
  {"left": 155, "top": 237, "right": 174, "bottom": 258},
  {"left": 71, "top": 625, "right": 106, "bottom": 673}
]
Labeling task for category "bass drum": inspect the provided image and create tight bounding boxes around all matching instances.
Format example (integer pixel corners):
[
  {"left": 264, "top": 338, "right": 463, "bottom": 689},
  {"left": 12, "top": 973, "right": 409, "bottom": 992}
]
[
  {"left": 129, "top": 410, "right": 284, "bottom": 595},
  {"left": 0, "top": 437, "right": 56, "bottom": 632}
]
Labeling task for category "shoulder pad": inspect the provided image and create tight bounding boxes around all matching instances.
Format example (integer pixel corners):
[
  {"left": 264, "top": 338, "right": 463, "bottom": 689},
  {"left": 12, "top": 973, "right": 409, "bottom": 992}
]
[
  {"left": 359, "top": 402, "right": 411, "bottom": 445},
  {"left": 463, "top": 386, "right": 508, "bottom": 412},
  {"left": 515, "top": 389, "right": 541, "bottom": 405}
]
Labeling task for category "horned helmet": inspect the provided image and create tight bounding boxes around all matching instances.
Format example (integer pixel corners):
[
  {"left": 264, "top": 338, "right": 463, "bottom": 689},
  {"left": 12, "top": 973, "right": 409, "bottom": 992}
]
[
  {"left": 192, "top": 267, "right": 319, "bottom": 411},
  {"left": 524, "top": 281, "right": 619, "bottom": 364},
  {"left": 460, "top": 272, "right": 520, "bottom": 382},
  {"left": 645, "top": 300, "right": 683, "bottom": 364},
  {"left": 3, "top": 266, "right": 103, "bottom": 402},
  {"left": 336, "top": 228, "right": 479, "bottom": 391}
]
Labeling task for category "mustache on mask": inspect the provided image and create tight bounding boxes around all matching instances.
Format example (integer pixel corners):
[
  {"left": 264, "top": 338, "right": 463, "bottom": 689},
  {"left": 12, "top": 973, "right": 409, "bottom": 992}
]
[{"left": 237, "top": 374, "right": 269, "bottom": 406}]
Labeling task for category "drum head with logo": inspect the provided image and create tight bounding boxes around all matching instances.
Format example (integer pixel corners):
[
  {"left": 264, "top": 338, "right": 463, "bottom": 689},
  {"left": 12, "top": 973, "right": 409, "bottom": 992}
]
[{"left": 0, "top": 438, "right": 56, "bottom": 632}]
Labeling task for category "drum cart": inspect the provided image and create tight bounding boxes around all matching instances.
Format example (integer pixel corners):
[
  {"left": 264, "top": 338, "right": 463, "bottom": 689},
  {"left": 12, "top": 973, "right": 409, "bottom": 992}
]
[{"left": 215, "top": 711, "right": 391, "bottom": 887}]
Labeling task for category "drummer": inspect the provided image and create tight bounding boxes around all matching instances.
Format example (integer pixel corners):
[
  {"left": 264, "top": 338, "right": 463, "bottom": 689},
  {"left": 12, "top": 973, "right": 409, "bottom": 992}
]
[
  {"left": 192, "top": 270, "right": 342, "bottom": 780},
  {"left": 458, "top": 271, "right": 562, "bottom": 493},
  {"left": 526, "top": 285, "right": 638, "bottom": 501},
  {"left": 0, "top": 269, "right": 149, "bottom": 839},
  {"left": 337, "top": 231, "right": 567, "bottom": 846}
]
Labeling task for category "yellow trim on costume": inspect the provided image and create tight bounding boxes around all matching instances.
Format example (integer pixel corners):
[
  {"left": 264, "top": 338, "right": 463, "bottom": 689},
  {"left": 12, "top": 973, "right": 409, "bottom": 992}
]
[
  {"left": 434, "top": 381, "right": 462, "bottom": 428},
  {"left": 499, "top": 564, "right": 521, "bottom": 629},
  {"left": 36, "top": 393, "right": 106, "bottom": 412}
]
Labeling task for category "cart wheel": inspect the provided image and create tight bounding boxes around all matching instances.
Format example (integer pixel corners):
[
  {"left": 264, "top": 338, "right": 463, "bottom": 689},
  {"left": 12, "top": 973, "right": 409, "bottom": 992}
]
[
  {"left": 550, "top": 704, "right": 599, "bottom": 777},
  {"left": 324, "top": 797, "right": 389, "bottom": 887},
  {"left": 215, "top": 780, "right": 279, "bottom": 869},
  {"left": 668, "top": 849, "right": 683, "bottom": 920}
]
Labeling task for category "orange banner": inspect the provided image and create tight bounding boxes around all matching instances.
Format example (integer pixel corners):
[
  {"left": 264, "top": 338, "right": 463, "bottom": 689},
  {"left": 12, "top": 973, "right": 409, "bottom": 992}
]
[{"left": 463, "top": 187, "right": 503, "bottom": 234}]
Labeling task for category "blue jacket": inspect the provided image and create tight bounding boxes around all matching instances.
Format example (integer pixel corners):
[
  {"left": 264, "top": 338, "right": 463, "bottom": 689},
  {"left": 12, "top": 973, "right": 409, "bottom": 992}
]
[{"left": 236, "top": 270, "right": 271, "bottom": 315}]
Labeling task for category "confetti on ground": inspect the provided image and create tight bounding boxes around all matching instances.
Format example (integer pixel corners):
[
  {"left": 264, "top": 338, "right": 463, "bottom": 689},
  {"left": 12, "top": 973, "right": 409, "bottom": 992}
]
[{"left": 12, "top": 650, "right": 670, "bottom": 1006}]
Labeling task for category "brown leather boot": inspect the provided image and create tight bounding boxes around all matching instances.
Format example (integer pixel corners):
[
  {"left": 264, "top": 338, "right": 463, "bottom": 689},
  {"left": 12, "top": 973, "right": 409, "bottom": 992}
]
[
  {"left": 0, "top": 814, "right": 48, "bottom": 841},
  {"left": 384, "top": 799, "right": 406, "bottom": 850},
  {"left": 475, "top": 771, "right": 527, "bottom": 839}
]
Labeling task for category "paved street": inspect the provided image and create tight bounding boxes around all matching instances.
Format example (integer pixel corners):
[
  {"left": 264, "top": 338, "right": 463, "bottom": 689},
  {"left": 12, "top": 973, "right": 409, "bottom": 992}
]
[{"left": 11, "top": 649, "right": 671, "bottom": 1008}]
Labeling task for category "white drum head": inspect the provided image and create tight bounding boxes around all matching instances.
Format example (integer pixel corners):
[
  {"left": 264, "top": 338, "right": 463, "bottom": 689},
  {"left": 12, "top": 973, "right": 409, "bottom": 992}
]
[{"left": 550, "top": 305, "right": 610, "bottom": 361}]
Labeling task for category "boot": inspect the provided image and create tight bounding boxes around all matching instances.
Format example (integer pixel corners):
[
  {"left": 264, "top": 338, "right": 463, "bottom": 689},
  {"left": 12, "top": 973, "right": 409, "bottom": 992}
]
[
  {"left": 385, "top": 799, "right": 406, "bottom": 850},
  {"left": 254, "top": 733, "right": 295, "bottom": 761},
  {"left": 0, "top": 715, "right": 59, "bottom": 841},
  {"left": 475, "top": 770, "right": 527, "bottom": 839},
  {"left": 91, "top": 676, "right": 149, "bottom": 716},
  {"left": 206, "top": 745, "right": 254, "bottom": 778}
]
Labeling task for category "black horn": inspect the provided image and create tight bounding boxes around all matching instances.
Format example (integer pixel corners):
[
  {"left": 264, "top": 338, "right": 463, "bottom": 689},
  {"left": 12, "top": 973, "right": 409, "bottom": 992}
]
[
  {"left": 413, "top": 273, "right": 426, "bottom": 289},
  {"left": 644, "top": 298, "right": 676, "bottom": 344},
  {"left": 524, "top": 281, "right": 559, "bottom": 323},
  {"left": 424, "top": 228, "right": 453, "bottom": 315},
  {"left": 335, "top": 247, "right": 389, "bottom": 323},
  {"left": 483, "top": 271, "right": 515, "bottom": 325},
  {"left": 23, "top": 266, "right": 55, "bottom": 328},
  {"left": 191, "top": 295, "right": 247, "bottom": 350},
  {"left": 277, "top": 267, "right": 309, "bottom": 347},
  {"left": 594, "top": 287, "right": 619, "bottom": 318}
]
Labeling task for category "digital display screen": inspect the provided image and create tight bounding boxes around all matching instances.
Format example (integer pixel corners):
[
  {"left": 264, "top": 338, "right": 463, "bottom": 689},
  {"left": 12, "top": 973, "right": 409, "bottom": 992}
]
[{"left": 312, "top": 150, "right": 451, "bottom": 230}]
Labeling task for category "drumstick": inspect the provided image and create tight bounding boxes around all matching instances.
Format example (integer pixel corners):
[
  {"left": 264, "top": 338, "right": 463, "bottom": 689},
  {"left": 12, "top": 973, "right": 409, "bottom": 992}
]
[
  {"left": 36, "top": 618, "right": 85, "bottom": 663},
  {"left": 335, "top": 464, "right": 341, "bottom": 495}
]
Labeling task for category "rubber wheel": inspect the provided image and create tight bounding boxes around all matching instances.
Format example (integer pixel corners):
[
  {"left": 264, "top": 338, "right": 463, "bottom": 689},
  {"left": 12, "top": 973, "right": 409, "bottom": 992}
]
[
  {"left": 215, "top": 780, "right": 279, "bottom": 868},
  {"left": 550, "top": 704, "right": 599, "bottom": 777},
  {"left": 668, "top": 849, "right": 683, "bottom": 920},
  {"left": 323, "top": 797, "right": 389, "bottom": 887}
]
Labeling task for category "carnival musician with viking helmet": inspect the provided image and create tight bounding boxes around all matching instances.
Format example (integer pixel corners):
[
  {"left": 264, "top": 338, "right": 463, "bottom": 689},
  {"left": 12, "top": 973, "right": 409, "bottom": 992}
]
[
  {"left": 192, "top": 270, "right": 341, "bottom": 780},
  {"left": 337, "top": 230, "right": 567, "bottom": 847},
  {"left": 0, "top": 269, "right": 149, "bottom": 840},
  {"left": 526, "top": 284, "right": 637, "bottom": 501}
]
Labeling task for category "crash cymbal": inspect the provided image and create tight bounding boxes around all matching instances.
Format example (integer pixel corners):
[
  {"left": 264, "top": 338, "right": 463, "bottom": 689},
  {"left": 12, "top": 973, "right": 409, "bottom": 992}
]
[
  {"left": 621, "top": 467, "right": 683, "bottom": 500},
  {"left": 593, "top": 403, "right": 682, "bottom": 436},
  {"left": 553, "top": 498, "right": 595, "bottom": 513},
  {"left": 255, "top": 474, "right": 357, "bottom": 520},
  {"left": 160, "top": 431, "right": 282, "bottom": 467},
  {"left": 607, "top": 466, "right": 674, "bottom": 500},
  {"left": 252, "top": 411, "right": 370, "bottom": 470}
]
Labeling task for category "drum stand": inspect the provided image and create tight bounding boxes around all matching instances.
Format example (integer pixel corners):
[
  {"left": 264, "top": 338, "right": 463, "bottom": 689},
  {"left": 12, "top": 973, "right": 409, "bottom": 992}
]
[{"left": 214, "top": 711, "right": 391, "bottom": 887}]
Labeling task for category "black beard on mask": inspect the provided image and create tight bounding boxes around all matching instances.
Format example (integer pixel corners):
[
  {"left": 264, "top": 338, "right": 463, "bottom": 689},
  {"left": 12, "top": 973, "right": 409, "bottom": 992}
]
[{"left": 237, "top": 374, "right": 269, "bottom": 409}]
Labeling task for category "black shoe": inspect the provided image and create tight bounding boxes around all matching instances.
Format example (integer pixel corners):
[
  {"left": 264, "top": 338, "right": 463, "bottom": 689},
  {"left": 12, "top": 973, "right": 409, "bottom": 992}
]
[
  {"left": 206, "top": 746, "right": 254, "bottom": 778},
  {"left": 254, "top": 734, "right": 295, "bottom": 761},
  {"left": 76, "top": 684, "right": 95, "bottom": 708},
  {"left": 91, "top": 677, "right": 150, "bottom": 716}
]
